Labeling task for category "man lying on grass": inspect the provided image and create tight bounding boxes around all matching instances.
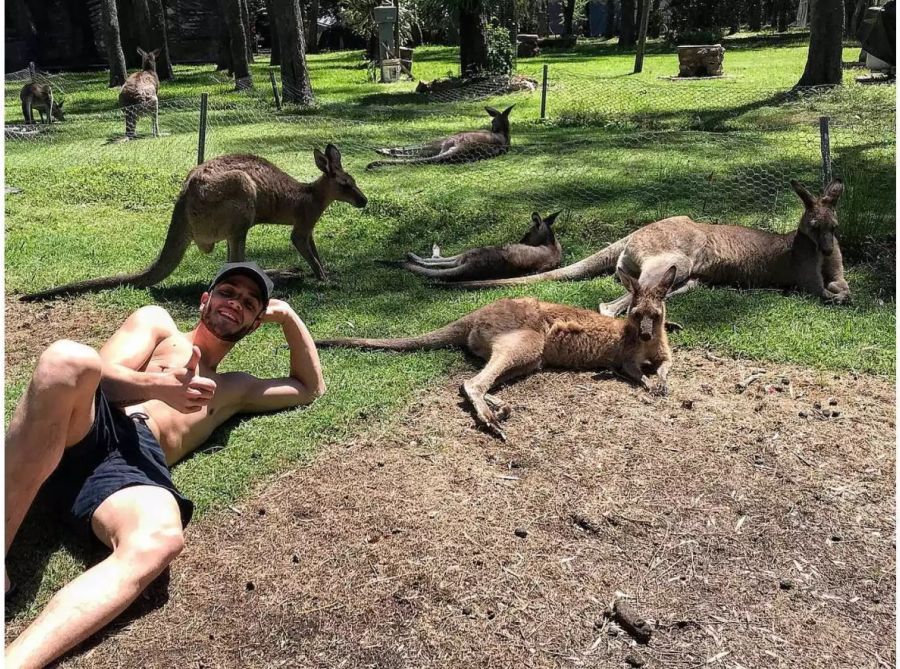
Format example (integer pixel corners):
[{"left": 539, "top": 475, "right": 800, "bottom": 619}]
[{"left": 4, "top": 262, "right": 326, "bottom": 669}]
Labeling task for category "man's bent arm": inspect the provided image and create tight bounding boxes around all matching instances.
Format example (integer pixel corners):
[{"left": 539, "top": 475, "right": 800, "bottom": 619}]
[{"left": 240, "top": 301, "right": 326, "bottom": 413}]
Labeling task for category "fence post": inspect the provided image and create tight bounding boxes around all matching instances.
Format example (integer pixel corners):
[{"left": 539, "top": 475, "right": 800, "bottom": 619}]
[
  {"left": 634, "top": 0, "right": 652, "bottom": 73},
  {"left": 540, "top": 64, "right": 548, "bottom": 121},
  {"left": 819, "top": 116, "right": 832, "bottom": 188},
  {"left": 269, "top": 70, "right": 282, "bottom": 111},
  {"left": 28, "top": 61, "right": 36, "bottom": 81},
  {"left": 197, "top": 92, "right": 209, "bottom": 165}
]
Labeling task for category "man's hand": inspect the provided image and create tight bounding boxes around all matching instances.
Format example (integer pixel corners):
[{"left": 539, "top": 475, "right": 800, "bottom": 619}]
[
  {"left": 158, "top": 346, "right": 217, "bottom": 413},
  {"left": 260, "top": 298, "right": 296, "bottom": 325}
]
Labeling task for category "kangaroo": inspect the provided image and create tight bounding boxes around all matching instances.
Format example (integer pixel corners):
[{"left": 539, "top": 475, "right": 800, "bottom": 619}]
[
  {"left": 454, "top": 179, "right": 851, "bottom": 314},
  {"left": 317, "top": 267, "right": 677, "bottom": 440},
  {"left": 366, "top": 105, "right": 514, "bottom": 169},
  {"left": 20, "top": 83, "right": 64, "bottom": 124},
  {"left": 398, "top": 211, "right": 563, "bottom": 282},
  {"left": 119, "top": 47, "right": 161, "bottom": 139},
  {"left": 21, "top": 145, "right": 367, "bottom": 301}
]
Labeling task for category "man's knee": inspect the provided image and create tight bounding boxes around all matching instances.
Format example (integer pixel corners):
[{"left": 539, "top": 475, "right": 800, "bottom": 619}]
[
  {"left": 33, "top": 340, "right": 102, "bottom": 393},
  {"left": 118, "top": 525, "right": 185, "bottom": 582}
]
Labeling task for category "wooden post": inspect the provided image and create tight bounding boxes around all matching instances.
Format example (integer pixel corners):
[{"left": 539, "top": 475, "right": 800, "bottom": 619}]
[
  {"left": 269, "top": 70, "right": 282, "bottom": 110},
  {"left": 28, "top": 61, "right": 36, "bottom": 81},
  {"left": 819, "top": 116, "right": 832, "bottom": 188},
  {"left": 198, "top": 93, "right": 209, "bottom": 165},
  {"left": 634, "top": 0, "right": 652, "bottom": 73},
  {"left": 540, "top": 63, "right": 548, "bottom": 120}
]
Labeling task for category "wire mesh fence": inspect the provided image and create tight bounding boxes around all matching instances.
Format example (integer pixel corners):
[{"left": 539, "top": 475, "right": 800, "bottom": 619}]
[{"left": 5, "top": 60, "right": 895, "bottom": 273}]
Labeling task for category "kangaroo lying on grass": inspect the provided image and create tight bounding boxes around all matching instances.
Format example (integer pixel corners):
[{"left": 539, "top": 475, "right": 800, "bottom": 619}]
[
  {"left": 317, "top": 267, "right": 677, "bottom": 440},
  {"left": 455, "top": 179, "right": 851, "bottom": 313},
  {"left": 22, "top": 145, "right": 366, "bottom": 301},
  {"left": 119, "top": 47, "right": 161, "bottom": 139},
  {"left": 366, "top": 105, "right": 514, "bottom": 169},
  {"left": 20, "top": 83, "right": 64, "bottom": 124},
  {"left": 399, "top": 211, "right": 563, "bottom": 282}
]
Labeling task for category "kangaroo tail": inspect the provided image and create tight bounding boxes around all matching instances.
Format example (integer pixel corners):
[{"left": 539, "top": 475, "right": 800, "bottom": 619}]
[
  {"left": 451, "top": 234, "right": 631, "bottom": 289},
  {"left": 316, "top": 320, "right": 470, "bottom": 352},
  {"left": 21, "top": 197, "right": 192, "bottom": 301}
]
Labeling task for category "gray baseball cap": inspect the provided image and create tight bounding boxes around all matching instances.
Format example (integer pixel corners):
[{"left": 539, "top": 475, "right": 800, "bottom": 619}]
[{"left": 209, "top": 262, "right": 274, "bottom": 304}]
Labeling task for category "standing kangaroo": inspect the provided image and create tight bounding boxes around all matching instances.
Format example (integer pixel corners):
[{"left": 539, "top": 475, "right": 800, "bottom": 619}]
[
  {"left": 21, "top": 145, "right": 367, "bottom": 301},
  {"left": 366, "top": 105, "right": 514, "bottom": 169},
  {"left": 454, "top": 179, "right": 851, "bottom": 313},
  {"left": 317, "top": 267, "right": 677, "bottom": 440},
  {"left": 399, "top": 211, "right": 563, "bottom": 282},
  {"left": 119, "top": 47, "right": 160, "bottom": 139},
  {"left": 20, "top": 83, "right": 64, "bottom": 124}
]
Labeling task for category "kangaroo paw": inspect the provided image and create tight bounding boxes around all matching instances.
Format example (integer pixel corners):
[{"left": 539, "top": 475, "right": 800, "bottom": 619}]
[
  {"left": 598, "top": 302, "right": 617, "bottom": 317},
  {"left": 462, "top": 384, "right": 507, "bottom": 441},
  {"left": 483, "top": 393, "right": 512, "bottom": 420},
  {"left": 652, "top": 380, "right": 669, "bottom": 397}
]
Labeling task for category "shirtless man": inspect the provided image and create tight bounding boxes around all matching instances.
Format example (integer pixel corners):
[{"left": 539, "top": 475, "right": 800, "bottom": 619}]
[{"left": 5, "top": 261, "right": 326, "bottom": 669}]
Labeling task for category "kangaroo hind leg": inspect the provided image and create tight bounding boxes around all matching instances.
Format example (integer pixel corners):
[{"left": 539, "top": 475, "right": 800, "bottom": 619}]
[{"left": 461, "top": 330, "right": 544, "bottom": 440}]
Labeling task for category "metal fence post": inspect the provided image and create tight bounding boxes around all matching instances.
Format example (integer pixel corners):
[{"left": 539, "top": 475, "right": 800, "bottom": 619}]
[
  {"left": 198, "top": 93, "right": 209, "bottom": 165},
  {"left": 540, "top": 64, "right": 548, "bottom": 121},
  {"left": 269, "top": 70, "right": 282, "bottom": 111},
  {"left": 28, "top": 61, "right": 36, "bottom": 81},
  {"left": 819, "top": 116, "right": 832, "bottom": 188}
]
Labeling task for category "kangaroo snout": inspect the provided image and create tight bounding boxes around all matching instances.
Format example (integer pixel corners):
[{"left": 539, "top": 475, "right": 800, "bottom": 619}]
[
  {"left": 354, "top": 193, "right": 369, "bottom": 208},
  {"left": 639, "top": 317, "right": 654, "bottom": 341}
]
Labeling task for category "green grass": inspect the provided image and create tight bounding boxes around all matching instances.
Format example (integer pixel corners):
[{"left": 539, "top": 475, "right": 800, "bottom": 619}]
[{"left": 5, "top": 34, "right": 895, "bottom": 623}]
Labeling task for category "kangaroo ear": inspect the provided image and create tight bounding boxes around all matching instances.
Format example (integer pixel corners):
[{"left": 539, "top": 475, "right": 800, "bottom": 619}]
[
  {"left": 530, "top": 211, "right": 542, "bottom": 226},
  {"left": 617, "top": 270, "right": 640, "bottom": 296},
  {"left": 822, "top": 178, "right": 844, "bottom": 207},
  {"left": 325, "top": 143, "right": 343, "bottom": 169},
  {"left": 502, "top": 105, "right": 515, "bottom": 117},
  {"left": 313, "top": 148, "right": 329, "bottom": 174},
  {"left": 790, "top": 179, "right": 816, "bottom": 209},
  {"left": 485, "top": 106, "right": 500, "bottom": 117},
  {"left": 657, "top": 266, "right": 678, "bottom": 296},
  {"left": 151, "top": 48, "right": 161, "bottom": 58},
  {"left": 543, "top": 210, "right": 562, "bottom": 225},
  {"left": 57, "top": 101, "right": 64, "bottom": 108},
  {"left": 137, "top": 47, "right": 147, "bottom": 58}
]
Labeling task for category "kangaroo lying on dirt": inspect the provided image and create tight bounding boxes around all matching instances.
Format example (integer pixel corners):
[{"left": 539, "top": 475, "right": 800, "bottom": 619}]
[
  {"left": 455, "top": 179, "right": 851, "bottom": 313},
  {"left": 21, "top": 145, "right": 367, "bottom": 301},
  {"left": 119, "top": 47, "right": 161, "bottom": 139},
  {"left": 317, "top": 267, "right": 677, "bottom": 440},
  {"left": 398, "top": 211, "right": 562, "bottom": 282},
  {"left": 20, "top": 83, "right": 64, "bottom": 124},
  {"left": 366, "top": 106, "right": 514, "bottom": 169}
]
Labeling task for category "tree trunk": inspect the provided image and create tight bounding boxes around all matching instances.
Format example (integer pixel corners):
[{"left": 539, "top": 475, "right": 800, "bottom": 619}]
[
  {"left": 131, "top": 0, "right": 154, "bottom": 52},
  {"left": 563, "top": 0, "right": 577, "bottom": 35},
  {"left": 240, "top": 0, "right": 255, "bottom": 62},
  {"left": 307, "top": 0, "right": 319, "bottom": 52},
  {"left": 619, "top": 0, "right": 636, "bottom": 47},
  {"left": 796, "top": 0, "right": 843, "bottom": 86},
  {"left": 459, "top": 1, "right": 489, "bottom": 76},
  {"left": 222, "top": 0, "right": 251, "bottom": 85},
  {"left": 849, "top": 0, "right": 866, "bottom": 36},
  {"left": 649, "top": 0, "right": 662, "bottom": 37},
  {"left": 147, "top": 0, "right": 174, "bottom": 79},
  {"left": 748, "top": 0, "right": 763, "bottom": 30},
  {"left": 100, "top": 0, "right": 128, "bottom": 86},
  {"left": 776, "top": 0, "right": 790, "bottom": 31},
  {"left": 603, "top": 0, "right": 616, "bottom": 38},
  {"left": 272, "top": 0, "right": 314, "bottom": 104}
]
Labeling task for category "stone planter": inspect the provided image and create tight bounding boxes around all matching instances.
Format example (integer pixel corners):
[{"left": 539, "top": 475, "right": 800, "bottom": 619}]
[{"left": 676, "top": 44, "right": 725, "bottom": 77}]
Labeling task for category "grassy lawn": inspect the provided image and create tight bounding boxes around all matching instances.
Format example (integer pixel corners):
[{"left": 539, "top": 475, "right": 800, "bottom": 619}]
[{"left": 5, "top": 34, "right": 895, "bottom": 623}]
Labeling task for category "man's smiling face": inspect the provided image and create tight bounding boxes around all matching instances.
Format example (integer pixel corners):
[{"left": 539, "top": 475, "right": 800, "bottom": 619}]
[{"left": 200, "top": 274, "right": 265, "bottom": 342}]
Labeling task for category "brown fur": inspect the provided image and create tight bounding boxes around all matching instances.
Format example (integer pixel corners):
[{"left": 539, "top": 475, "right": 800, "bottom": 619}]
[
  {"left": 415, "top": 75, "right": 537, "bottom": 95},
  {"left": 119, "top": 47, "right": 161, "bottom": 139},
  {"left": 21, "top": 145, "right": 367, "bottom": 301},
  {"left": 366, "top": 106, "right": 514, "bottom": 169},
  {"left": 454, "top": 179, "right": 851, "bottom": 313},
  {"left": 316, "top": 267, "right": 677, "bottom": 439},
  {"left": 399, "top": 211, "right": 562, "bottom": 281},
  {"left": 20, "top": 83, "right": 64, "bottom": 124}
]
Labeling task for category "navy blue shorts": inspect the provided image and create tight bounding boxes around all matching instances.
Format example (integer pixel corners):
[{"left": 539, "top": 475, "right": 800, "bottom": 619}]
[{"left": 47, "top": 388, "right": 194, "bottom": 541}]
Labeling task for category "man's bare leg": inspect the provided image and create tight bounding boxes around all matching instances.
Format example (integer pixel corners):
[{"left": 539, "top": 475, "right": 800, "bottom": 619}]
[
  {"left": 5, "top": 486, "right": 185, "bottom": 669},
  {"left": 5, "top": 341, "right": 102, "bottom": 559}
]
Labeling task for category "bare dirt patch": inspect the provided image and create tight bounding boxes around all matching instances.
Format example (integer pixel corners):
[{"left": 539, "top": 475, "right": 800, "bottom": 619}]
[
  {"left": 5, "top": 298, "right": 126, "bottom": 378},
  {"left": 14, "top": 351, "right": 896, "bottom": 668}
]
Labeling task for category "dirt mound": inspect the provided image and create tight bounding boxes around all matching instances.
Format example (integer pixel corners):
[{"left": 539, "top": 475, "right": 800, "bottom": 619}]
[{"left": 25, "top": 349, "right": 893, "bottom": 668}]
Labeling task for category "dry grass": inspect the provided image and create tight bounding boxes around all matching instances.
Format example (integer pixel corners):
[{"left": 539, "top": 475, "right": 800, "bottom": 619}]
[{"left": 21, "top": 349, "right": 893, "bottom": 669}]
